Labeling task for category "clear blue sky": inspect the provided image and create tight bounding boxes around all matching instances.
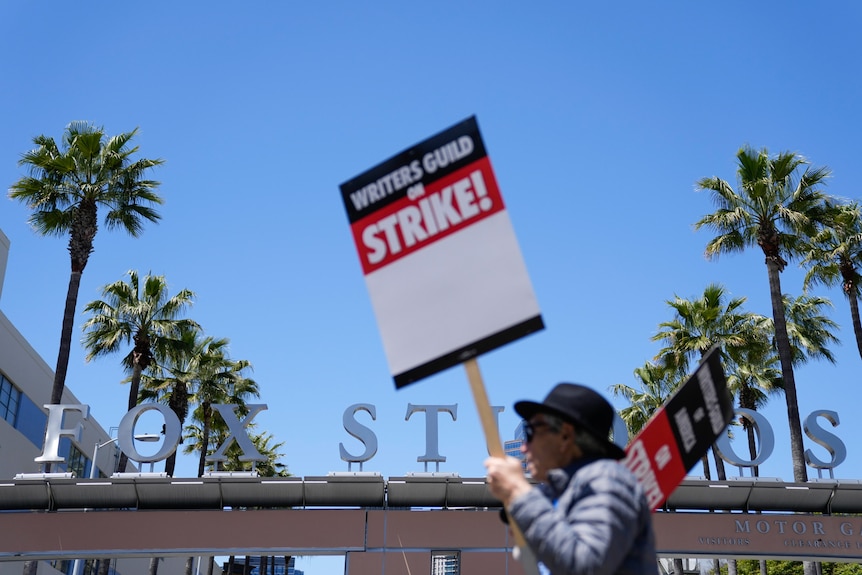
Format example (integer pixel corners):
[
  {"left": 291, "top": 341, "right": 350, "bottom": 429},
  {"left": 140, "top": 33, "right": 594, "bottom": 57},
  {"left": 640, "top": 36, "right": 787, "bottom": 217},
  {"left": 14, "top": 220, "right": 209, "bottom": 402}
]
[{"left": 2, "top": 3, "right": 861, "bottom": 573}]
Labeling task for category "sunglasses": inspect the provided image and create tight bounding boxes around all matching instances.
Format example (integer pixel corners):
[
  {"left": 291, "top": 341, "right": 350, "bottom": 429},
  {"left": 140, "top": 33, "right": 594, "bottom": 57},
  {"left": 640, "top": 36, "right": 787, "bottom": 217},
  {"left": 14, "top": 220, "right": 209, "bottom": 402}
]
[{"left": 523, "top": 420, "right": 557, "bottom": 443}]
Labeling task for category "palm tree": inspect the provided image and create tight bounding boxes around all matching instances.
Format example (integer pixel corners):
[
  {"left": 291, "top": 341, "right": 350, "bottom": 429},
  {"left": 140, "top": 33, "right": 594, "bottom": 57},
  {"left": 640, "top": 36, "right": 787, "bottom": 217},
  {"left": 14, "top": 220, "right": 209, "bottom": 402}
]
[
  {"left": 611, "top": 361, "right": 683, "bottom": 439},
  {"left": 723, "top": 329, "right": 783, "bottom": 475},
  {"left": 653, "top": 284, "right": 756, "bottom": 369},
  {"left": 651, "top": 283, "right": 764, "bottom": 479},
  {"left": 177, "top": 339, "right": 258, "bottom": 476},
  {"left": 803, "top": 201, "right": 862, "bottom": 361},
  {"left": 695, "top": 146, "right": 832, "bottom": 483},
  {"left": 717, "top": 294, "right": 836, "bottom": 477},
  {"left": 9, "top": 122, "right": 164, "bottom": 408},
  {"left": 82, "top": 270, "right": 196, "bottom": 471},
  {"left": 139, "top": 326, "right": 204, "bottom": 476},
  {"left": 222, "top": 431, "right": 290, "bottom": 477},
  {"left": 781, "top": 293, "right": 840, "bottom": 367}
]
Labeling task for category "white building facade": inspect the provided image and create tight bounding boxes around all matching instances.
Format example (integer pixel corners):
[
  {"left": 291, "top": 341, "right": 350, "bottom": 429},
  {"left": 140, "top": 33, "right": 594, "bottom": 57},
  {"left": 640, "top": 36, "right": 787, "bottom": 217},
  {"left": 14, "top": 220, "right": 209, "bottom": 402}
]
[{"left": 0, "top": 228, "right": 189, "bottom": 575}]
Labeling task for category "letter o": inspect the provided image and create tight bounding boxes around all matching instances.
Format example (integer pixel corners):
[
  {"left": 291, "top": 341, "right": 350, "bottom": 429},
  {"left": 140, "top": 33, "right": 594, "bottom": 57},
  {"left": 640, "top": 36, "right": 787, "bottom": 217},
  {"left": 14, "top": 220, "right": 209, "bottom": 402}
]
[
  {"left": 715, "top": 408, "right": 774, "bottom": 467},
  {"left": 117, "top": 403, "right": 180, "bottom": 464}
]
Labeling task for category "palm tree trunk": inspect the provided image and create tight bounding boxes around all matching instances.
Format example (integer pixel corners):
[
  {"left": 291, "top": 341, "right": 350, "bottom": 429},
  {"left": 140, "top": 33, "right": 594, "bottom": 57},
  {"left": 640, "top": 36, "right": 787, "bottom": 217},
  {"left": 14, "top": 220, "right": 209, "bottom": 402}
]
[
  {"left": 700, "top": 454, "right": 711, "bottom": 480},
  {"left": 51, "top": 270, "right": 83, "bottom": 404},
  {"left": 746, "top": 424, "right": 760, "bottom": 477},
  {"left": 117, "top": 361, "right": 144, "bottom": 473},
  {"left": 743, "top": 423, "right": 760, "bottom": 477},
  {"left": 847, "top": 293, "right": 862, "bottom": 361},
  {"left": 43, "top": 269, "right": 85, "bottom": 474},
  {"left": 710, "top": 444, "right": 728, "bottom": 575},
  {"left": 164, "top": 451, "right": 178, "bottom": 477},
  {"left": 198, "top": 404, "right": 212, "bottom": 477},
  {"left": 164, "top": 385, "right": 188, "bottom": 477},
  {"left": 765, "top": 259, "right": 808, "bottom": 483},
  {"left": 712, "top": 445, "right": 727, "bottom": 480}
]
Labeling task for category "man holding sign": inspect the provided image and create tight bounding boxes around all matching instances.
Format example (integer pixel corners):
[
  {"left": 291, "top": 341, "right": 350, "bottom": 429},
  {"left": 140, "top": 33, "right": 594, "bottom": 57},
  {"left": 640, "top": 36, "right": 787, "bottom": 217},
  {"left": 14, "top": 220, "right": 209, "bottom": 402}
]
[{"left": 485, "top": 383, "right": 658, "bottom": 575}]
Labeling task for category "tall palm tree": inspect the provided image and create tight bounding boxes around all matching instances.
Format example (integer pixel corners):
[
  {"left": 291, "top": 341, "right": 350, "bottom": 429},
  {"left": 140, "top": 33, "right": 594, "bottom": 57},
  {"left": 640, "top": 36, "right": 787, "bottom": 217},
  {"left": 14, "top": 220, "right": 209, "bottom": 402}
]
[
  {"left": 803, "top": 201, "right": 862, "bottom": 361},
  {"left": 716, "top": 294, "right": 836, "bottom": 476},
  {"left": 695, "top": 146, "right": 832, "bottom": 483},
  {"left": 9, "top": 122, "right": 164, "bottom": 407},
  {"left": 651, "top": 283, "right": 763, "bottom": 479},
  {"left": 82, "top": 270, "right": 196, "bottom": 471}
]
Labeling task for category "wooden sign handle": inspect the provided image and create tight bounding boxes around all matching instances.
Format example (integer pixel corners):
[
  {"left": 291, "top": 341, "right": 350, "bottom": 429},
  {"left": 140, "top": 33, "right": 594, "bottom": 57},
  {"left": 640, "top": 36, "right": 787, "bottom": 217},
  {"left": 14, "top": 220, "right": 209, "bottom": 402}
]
[{"left": 464, "top": 358, "right": 540, "bottom": 575}]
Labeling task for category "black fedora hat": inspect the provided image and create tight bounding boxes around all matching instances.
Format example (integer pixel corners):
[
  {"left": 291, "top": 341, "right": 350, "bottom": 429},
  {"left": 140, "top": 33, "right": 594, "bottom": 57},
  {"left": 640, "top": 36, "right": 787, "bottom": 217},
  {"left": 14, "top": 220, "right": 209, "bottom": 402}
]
[{"left": 514, "top": 383, "right": 626, "bottom": 460}]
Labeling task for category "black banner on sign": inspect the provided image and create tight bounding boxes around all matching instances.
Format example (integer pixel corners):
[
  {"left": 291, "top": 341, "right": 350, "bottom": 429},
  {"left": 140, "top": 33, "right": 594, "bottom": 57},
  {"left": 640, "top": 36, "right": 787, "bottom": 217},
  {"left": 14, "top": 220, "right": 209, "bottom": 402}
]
[
  {"left": 340, "top": 116, "right": 488, "bottom": 225},
  {"left": 623, "top": 346, "right": 735, "bottom": 508},
  {"left": 663, "top": 348, "right": 735, "bottom": 471}
]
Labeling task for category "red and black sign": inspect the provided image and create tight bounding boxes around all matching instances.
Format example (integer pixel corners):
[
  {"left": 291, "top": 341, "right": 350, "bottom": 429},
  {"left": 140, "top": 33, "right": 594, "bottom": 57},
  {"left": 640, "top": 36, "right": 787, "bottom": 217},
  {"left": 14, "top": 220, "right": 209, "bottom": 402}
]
[
  {"left": 623, "top": 347, "right": 734, "bottom": 508},
  {"left": 340, "top": 117, "right": 504, "bottom": 275},
  {"left": 340, "top": 117, "right": 544, "bottom": 388}
]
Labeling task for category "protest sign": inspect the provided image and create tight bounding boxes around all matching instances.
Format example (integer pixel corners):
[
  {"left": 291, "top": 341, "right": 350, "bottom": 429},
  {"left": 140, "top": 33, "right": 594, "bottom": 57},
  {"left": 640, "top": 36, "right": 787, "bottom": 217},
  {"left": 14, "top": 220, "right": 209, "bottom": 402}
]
[
  {"left": 340, "top": 117, "right": 543, "bottom": 388},
  {"left": 623, "top": 346, "right": 735, "bottom": 508}
]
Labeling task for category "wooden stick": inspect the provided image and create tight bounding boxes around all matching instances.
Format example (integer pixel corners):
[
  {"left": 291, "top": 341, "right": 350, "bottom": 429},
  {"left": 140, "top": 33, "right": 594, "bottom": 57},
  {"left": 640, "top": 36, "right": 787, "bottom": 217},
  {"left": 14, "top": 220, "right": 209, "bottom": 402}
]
[
  {"left": 464, "top": 358, "right": 540, "bottom": 575},
  {"left": 464, "top": 358, "right": 504, "bottom": 457}
]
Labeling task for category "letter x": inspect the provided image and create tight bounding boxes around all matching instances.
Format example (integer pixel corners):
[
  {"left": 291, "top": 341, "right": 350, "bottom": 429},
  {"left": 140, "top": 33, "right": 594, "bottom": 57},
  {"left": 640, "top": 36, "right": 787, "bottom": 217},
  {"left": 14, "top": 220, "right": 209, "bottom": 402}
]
[{"left": 206, "top": 404, "right": 268, "bottom": 463}]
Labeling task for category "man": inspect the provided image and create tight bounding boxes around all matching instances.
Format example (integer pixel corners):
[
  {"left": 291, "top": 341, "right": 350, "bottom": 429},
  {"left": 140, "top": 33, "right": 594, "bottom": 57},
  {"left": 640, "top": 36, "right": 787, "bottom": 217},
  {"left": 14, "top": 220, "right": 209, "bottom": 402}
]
[{"left": 485, "top": 383, "right": 657, "bottom": 575}]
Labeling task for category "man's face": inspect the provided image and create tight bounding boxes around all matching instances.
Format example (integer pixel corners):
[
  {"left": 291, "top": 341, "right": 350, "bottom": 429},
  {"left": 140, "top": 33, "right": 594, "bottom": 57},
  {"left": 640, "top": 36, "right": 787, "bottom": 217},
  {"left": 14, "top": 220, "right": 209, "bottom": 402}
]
[{"left": 521, "top": 414, "right": 569, "bottom": 481}]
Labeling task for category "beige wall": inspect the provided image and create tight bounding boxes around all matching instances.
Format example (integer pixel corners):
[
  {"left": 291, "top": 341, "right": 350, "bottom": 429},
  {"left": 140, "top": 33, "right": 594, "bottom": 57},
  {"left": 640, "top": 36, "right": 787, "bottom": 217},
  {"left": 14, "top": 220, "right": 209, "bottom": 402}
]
[
  {"left": 5, "top": 507, "right": 862, "bottom": 569},
  {"left": 0, "top": 228, "right": 8, "bottom": 302}
]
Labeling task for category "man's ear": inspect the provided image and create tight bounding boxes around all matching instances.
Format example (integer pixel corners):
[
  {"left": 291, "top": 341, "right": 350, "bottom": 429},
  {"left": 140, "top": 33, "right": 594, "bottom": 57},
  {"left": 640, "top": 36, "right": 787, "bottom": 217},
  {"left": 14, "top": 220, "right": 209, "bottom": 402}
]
[{"left": 560, "top": 422, "right": 575, "bottom": 443}]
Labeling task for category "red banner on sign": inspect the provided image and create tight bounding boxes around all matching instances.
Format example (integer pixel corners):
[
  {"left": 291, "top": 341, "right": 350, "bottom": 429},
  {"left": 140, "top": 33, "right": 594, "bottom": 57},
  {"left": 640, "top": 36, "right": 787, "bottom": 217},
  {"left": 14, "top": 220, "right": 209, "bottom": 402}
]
[{"left": 351, "top": 158, "right": 505, "bottom": 275}]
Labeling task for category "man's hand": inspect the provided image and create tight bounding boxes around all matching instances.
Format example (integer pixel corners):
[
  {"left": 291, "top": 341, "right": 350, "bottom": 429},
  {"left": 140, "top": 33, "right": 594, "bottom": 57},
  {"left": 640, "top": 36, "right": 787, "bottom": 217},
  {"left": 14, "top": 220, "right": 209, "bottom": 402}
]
[{"left": 484, "top": 455, "right": 533, "bottom": 507}]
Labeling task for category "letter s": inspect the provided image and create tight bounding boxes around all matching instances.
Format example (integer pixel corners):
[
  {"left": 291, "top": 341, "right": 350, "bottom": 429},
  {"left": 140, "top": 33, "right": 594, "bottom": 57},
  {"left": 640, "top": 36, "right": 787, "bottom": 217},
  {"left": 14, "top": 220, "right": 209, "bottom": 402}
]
[
  {"left": 340, "top": 403, "right": 378, "bottom": 463},
  {"left": 409, "top": 159, "right": 423, "bottom": 181},
  {"left": 362, "top": 223, "right": 387, "bottom": 265},
  {"left": 804, "top": 410, "right": 846, "bottom": 470}
]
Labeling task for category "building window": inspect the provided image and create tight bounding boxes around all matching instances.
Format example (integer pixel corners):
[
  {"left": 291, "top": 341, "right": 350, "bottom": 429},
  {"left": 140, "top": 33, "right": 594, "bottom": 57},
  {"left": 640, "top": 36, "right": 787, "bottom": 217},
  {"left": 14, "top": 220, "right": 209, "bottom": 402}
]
[
  {"left": 0, "top": 371, "right": 48, "bottom": 448},
  {"left": 67, "top": 443, "right": 89, "bottom": 478},
  {"left": 49, "top": 559, "right": 72, "bottom": 575},
  {"left": 16, "top": 393, "right": 48, "bottom": 448},
  {"left": 431, "top": 551, "right": 460, "bottom": 575},
  {"left": 504, "top": 421, "right": 527, "bottom": 473},
  {"left": 0, "top": 372, "right": 20, "bottom": 427}
]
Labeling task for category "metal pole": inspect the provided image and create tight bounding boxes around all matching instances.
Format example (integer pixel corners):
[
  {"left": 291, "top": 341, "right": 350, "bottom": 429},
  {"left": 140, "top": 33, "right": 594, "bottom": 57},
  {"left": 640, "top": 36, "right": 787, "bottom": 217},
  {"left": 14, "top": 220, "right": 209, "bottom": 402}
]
[{"left": 89, "top": 441, "right": 100, "bottom": 479}]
